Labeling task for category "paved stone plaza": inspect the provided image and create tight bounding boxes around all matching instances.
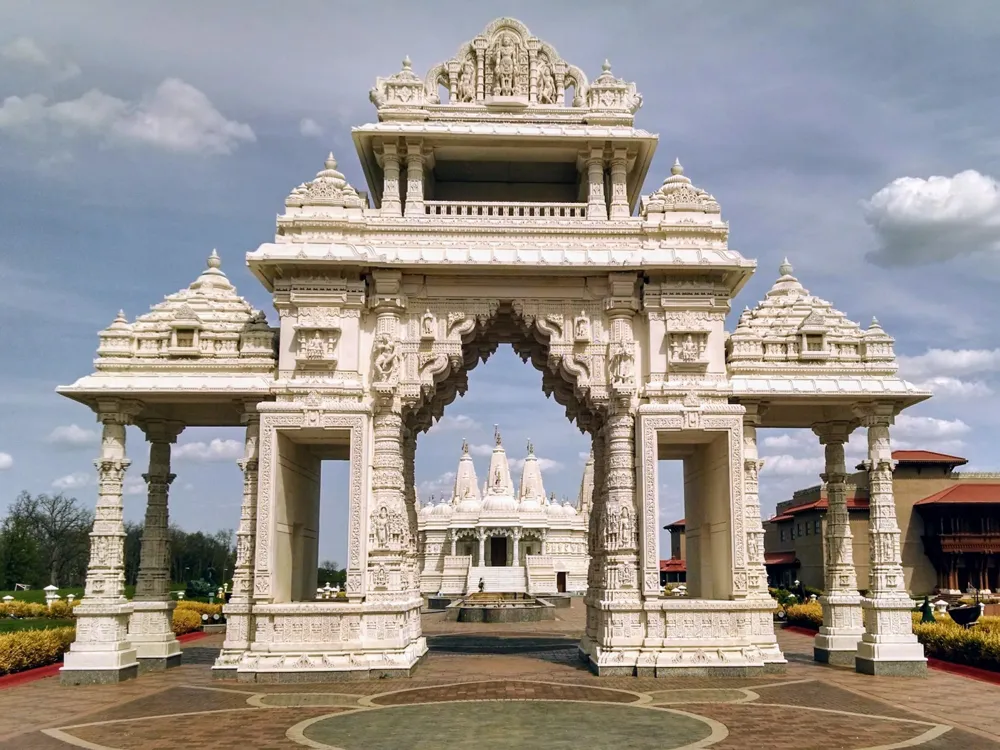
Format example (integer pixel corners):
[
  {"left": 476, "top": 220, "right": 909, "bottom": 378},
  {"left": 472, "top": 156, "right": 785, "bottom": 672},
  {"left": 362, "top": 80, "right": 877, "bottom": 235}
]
[{"left": 3, "top": 603, "right": 998, "bottom": 749}]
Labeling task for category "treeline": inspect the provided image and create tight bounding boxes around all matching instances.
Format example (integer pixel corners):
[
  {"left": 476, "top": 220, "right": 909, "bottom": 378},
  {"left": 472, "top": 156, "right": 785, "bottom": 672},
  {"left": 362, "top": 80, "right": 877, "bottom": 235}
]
[{"left": 0, "top": 492, "right": 236, "bottom": 590}]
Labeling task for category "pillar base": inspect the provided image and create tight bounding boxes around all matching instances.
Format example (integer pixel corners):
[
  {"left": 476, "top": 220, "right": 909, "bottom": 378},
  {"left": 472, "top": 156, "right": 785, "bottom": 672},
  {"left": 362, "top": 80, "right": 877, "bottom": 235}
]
[
  {"left": 813, "top": 628, "right": 863, "bottom": 666},
  {"left": 814, "top": 646, "right": 858, "bottom": 667},
  {"left": 855, "top": 656, "right": 927, "bottom": 676},
  {"left": 60, "top": 663, "right": 139, "bottom": 686},
  {"left": 138, "top": 653, "right": 182, "bottom": 673}
]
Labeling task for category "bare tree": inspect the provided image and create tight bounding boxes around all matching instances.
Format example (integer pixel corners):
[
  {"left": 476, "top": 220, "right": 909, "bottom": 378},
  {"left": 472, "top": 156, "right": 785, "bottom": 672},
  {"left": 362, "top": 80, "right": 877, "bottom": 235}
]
[{"left": 10, "top": 493, "right": 93, "bottom": 587}]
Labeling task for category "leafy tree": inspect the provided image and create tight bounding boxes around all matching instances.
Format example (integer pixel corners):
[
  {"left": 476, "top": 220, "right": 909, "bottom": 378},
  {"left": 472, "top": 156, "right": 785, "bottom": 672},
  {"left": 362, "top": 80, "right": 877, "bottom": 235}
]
[
  {"left": 0, "top": 493, "right": 91, "bottom": 588},
  {"left": 317, "top": 559, "right": 346, "bottom": 588}
]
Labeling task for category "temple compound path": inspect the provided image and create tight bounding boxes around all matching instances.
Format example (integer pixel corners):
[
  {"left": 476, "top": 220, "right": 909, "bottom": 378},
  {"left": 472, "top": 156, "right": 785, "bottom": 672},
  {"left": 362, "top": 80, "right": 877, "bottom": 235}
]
[{"left": 2, "top": 605, "right": 999, "bottom": 749}]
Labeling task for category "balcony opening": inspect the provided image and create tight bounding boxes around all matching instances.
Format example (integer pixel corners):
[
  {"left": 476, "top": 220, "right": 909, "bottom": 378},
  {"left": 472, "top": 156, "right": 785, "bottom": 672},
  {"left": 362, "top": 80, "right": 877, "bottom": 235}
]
[{"left": 430, "top": 159, "right": 582, "bottom": 203}]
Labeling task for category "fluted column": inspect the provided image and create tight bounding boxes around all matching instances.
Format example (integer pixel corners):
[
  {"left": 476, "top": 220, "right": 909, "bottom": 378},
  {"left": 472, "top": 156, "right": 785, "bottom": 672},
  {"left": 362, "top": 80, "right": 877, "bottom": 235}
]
[
  {"left": 585, "top": 146, "right": 607, "bottom": 220},
  {"left": 403, "top": 140, "right": 425, "bottom": 218},
  {"left": 215, "top": 406, "right": 259, "bottom": 672},
  {"left": 61, "top": 399, "right": 143, "bottom": 685},
  {"left": 477, "top": 529, "right": 486, "bottom": 567},
  {"left": 381, "top": 141, "right": 402, "bottom": 217},
  {"left": 609, "top": 147, "right": 629, "bottom": 218},
  {"left": 130, "top": 419, "right": 184, "bottom": 671},
  {"left": 854, "top": 404, "right": 926, "bottom": 675},
  {"left": 812, "top": 420, "right": 864, "bottom": 666}
]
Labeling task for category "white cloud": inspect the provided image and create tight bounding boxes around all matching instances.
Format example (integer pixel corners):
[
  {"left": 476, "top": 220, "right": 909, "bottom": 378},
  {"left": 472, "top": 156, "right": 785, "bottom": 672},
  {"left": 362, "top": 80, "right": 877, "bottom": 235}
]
[
  {"left": 468, "top": 443, "right": 493, "bottom": 457},
  {"left": 761, "top": 433, "right": 808, "bottom": 450},
  {"left": 112, "top": 78, "right": 255, "bottom": 154},
  {"left": 0, "top": 78, "right": 254, "bottom": 155},
  {"left": 299, "top": 117, "right": 323, "bottom": 137},
  {"left": 46, "top": 423, "right": 100, "bottom": 449},
  {"left": 893, "top": 414, "right": 970, "bottom": 440},
  {"left": 863, "top": 170, "right": 1000, "bottom": 266},
  {"left": 172, "top": 438, "right": 243, "bottom": 463},
  {"left": 578, "top": 451, "right": 591, "bottom": 462},
  {"left": 427, "top": 414, "right": 479, "bottom": 434},
  {"left": 911, "top": 376, "right": 993, "bottom": 399},
  {"left": 52, "top": 471, "right": 92, "bottom": 490},
  {"left": 898, "top": 348, "right": 1000, "bottom": 379},
  {"left": 124, "top": 476, "right": 147, "bottom": 496},
  {"left": 417, "top": 471, "right": 456, "bottom": 502},
  {"left": 0, "top": 37, "right": 79, "bottom": 81},
  {"left": 508, "top": 456, "right": 563, "bottom": 473},
  {"left": 0, "top": 452, "right": 12, "bottom": 471},
  {"left": 759, "top": 454, "right": 824, "bottom": 477},
  {"left": 1, "top": 37, "right": 48, "bottom": 66}
]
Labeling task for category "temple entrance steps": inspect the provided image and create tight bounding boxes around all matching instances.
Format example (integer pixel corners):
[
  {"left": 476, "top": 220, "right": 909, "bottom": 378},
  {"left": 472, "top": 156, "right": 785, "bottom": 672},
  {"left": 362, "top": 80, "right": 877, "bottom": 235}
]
[{"left": 468, "top": 565, "right": 527, "bottom": 593}]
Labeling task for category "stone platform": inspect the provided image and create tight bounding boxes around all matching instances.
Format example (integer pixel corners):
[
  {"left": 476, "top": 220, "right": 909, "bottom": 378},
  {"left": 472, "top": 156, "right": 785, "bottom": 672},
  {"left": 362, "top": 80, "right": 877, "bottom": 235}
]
[{"left": 2, "top": 602, "right": 998, "bottom": 749}]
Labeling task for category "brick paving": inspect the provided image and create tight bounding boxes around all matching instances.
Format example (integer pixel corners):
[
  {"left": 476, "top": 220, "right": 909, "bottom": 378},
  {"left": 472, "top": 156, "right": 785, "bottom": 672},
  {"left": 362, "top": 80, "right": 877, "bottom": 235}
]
[{"left": 0, "top": 600, "right": 996, "bottom": 749}]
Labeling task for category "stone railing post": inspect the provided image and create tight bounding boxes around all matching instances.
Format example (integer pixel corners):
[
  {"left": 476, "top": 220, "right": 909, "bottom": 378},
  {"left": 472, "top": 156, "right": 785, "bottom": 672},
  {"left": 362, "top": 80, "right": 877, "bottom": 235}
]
[
  {"left": 812, "top": 420, "right": 865, "bottom": 666},
  {"left": 853, "top": 403, "right": 926, "bottom": 675},
  {"left": 130, "top": 418, "right": 184, "bottom": 671},
  {"left": 214, "top": 404, "right": 260, "bottom": 673},
  {"left": 61, "top": 399, "right": 143, "bottom": 685}
]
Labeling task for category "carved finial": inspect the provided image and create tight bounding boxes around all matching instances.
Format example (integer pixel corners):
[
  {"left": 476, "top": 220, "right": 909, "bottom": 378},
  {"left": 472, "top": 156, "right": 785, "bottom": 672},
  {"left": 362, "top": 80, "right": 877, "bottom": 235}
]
[
  {"left": 778, "top": 257, "right": 793, "bottom": 277},
  {"left": 207, "top": 248, "right": 221, "bottom": 270},
  {"left": 115, "top": 309, "right": 127, "bottom": 322},
  {"left": 461, "top": 438, "right": 469, "bottom": 455},
  {"left": 324, "top": 152, "right": 337, "bottom": 170},
  {"left": 671, "top": 158, "right": 683, "bottom": 176},
  {"left": 527, "top": 439, "right": 534, "bottom": 455},
  {"left": 494, "top": 424, "right": 502, "bottom": 446},
  {"left": 602, "top": 59, "right": 612, "bottom": 72},
  {"left": 869, "top": 316, "right": 883, "bottom": 330},
  {"left": 402, "top": 55, "right": 412, "bottom": 70}
]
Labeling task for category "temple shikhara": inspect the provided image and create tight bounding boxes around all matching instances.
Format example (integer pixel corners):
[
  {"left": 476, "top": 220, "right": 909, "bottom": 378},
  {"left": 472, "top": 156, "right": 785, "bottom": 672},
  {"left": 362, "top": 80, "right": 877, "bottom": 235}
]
[
  {"left": 417, "top": 430, "right": 591, "bottom": 596},
  {"left": 57, "top": 18, "right": 932, "bottom": 684}
]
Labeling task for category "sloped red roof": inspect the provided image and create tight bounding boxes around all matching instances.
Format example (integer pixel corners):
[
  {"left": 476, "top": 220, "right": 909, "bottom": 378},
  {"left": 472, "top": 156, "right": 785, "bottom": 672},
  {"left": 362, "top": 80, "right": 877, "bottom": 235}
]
[
  {"left": 663, "top": 518, "right": 686, "bottom": 530},
  {"left": 659, "top": 558, "right": 686, "bottom": 572},
  {"left": 914, "top": 484, "right": 1000, "bottom": 506},
  {"left": 893, "top": 450, "right": 968, "bottom": 465},
  {"left": 764, "top": 551, "right": 798, "bottom": 566},
  {"left": 766, "top": 495, "right": 869, "bottom": 523},
  {"left": 767, "top": 513, "right": 795, "bottom": 523}
]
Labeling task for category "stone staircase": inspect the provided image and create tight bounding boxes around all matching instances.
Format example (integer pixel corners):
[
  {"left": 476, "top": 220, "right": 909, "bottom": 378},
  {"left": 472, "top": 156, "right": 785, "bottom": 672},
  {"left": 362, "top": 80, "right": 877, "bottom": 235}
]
[{"left": 467, "top": 566, "right": 527, "bottom": 593}]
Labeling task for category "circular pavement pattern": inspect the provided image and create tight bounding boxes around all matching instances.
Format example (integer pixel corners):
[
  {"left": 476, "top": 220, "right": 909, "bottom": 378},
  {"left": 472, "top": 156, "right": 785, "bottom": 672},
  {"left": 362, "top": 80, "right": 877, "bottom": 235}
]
[{"left": 293, "top": 701, "right": 722, "bottom": 750}]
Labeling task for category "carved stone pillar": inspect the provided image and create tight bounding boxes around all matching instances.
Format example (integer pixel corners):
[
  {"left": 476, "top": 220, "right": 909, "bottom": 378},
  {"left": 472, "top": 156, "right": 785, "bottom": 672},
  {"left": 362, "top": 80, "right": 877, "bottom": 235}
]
[
  {"left": 854, "top": 404, "right": 926, "bottom": 675},
  {"left": 402, "top": 423, "right": 419, "bottom": 590},
  {"left": 512, "top": 529, "right": 520, "bottom": 566},
  {"left": 61, "top": 400, "right": 143, "bottom": 685},
  {"left": 477, "top": 529, "right": 486, "bottom": 567},
  {"left": 585, "top": 146, "right": 607, "bottom": 220},
  {"left": 609, "top": 147, "right": 629, "bottom": 218},
  {"left": 741, "top": 406, "right": 770, "bottom": 598},
  {"left": 403, "top": 140, "right": 425, "bottom": 218},
  {"left": 381, "top": 141, "right": 402, "bottom": 217},
  {"left": 215, "top": 406, "right": 260, "bottom": 673},
  {"left": 130, "top": 419, "right": 184, "bottom": 671},
  {"left": 585, "top": 425, "right": 606, "bottom": 642},
  {"left": 811, "top": 420, "right": 865, "bottom": 665},
  {"left": 450, "top": 533, "right": 457, "bottom": 557}
]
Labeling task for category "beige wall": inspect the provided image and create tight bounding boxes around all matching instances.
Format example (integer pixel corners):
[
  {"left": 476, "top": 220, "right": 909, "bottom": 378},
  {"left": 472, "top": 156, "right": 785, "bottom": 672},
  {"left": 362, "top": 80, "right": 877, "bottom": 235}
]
[
  {"left": 682, "top": 433, "right": 733, "bottom": 599},
  {"left": 273, "top": 433, "right": 322, "bottom": 602}
]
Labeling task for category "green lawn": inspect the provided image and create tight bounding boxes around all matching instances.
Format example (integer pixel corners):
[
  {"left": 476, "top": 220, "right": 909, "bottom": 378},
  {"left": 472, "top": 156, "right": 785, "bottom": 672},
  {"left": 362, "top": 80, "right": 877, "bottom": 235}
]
[{"left": 0, "top": 618, "right": 75, "bottom": 634}]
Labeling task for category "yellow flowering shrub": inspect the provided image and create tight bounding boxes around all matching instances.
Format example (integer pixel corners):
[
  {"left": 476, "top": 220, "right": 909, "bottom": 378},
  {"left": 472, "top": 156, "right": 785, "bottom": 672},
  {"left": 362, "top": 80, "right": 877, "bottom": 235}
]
[
  {"left": 175, "top": 601, "right": 223, "bottom": 617},
  {"left": 914, "top": 620, "right": 1000, "bottom": 672},
  {"left": 171, "top": 608, "right": 202, "bottom": 636},
  {"left": 0, "top": 627, "right": 76, "bottom": 675},
  {"left": 785, "top": 601, "right": 823, "bottom": 629}
]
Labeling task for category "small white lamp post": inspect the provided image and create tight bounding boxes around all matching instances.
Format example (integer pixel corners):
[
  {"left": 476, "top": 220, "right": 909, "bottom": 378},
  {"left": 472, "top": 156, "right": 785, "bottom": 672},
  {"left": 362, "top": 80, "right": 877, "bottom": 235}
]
[
  {"left": 2, "top": 595, "right": 13, "bottom": 604},
  {"left": 66, "top": 594, "right": 75, "bottom": 605},
  {"left": 43, "top": 585, "right": 59, "bottom": 608}
]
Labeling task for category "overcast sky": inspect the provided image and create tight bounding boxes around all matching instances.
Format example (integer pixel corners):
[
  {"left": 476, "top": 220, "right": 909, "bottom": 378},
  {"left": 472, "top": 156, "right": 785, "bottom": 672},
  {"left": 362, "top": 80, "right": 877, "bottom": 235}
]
[{"left": 1, "top": 2, "right": 999, "bottom": 566}]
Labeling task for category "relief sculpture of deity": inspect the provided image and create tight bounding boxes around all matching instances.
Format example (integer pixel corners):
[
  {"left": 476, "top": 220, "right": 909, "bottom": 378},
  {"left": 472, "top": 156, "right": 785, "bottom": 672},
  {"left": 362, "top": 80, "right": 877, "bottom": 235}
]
[
  {"left": 372, "top": 333, "right": 400, "bottom": 383},
  {"left": 457, "top": 60, "right": 476, "bottom": 103},
  {"left": 537, "top": 58, "right": 555, "bottom": 104},
  {"left": 492, "top": 33, "right": 518, "bottom": 96}
]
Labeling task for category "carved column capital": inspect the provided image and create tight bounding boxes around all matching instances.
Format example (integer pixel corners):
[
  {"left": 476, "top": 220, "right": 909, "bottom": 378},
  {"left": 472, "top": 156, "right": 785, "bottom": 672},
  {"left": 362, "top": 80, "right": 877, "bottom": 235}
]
[
  {"left": 95, "top": 398, "right": 144, "bottom": 426},
  {"left": 139, "top": 419, "right": 185, "bottom": 445},
  {"left": 812, "top": 420, "right": 856, "bottom": 445},
  {"left": 852, "top": 401, "right": 895, "bottom": 428}
]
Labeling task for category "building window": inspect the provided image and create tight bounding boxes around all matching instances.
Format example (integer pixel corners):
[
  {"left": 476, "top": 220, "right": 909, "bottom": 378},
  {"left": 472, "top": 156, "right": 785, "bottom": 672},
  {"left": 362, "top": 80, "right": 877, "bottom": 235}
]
[
  {"left": 814, "top": 520, "right": 821, "bottom": 535},
  {"left": 780, "top": 528, "right": 786, "bottom": 542},
  {"left": 175, "top": 329, "right": 196, "bottom": 348},
  {"left": 797, "top": 523, "right": 803, "bottom": 537},
  {"left": 805, "top": 334, "right": 824, "bottom": 352}
]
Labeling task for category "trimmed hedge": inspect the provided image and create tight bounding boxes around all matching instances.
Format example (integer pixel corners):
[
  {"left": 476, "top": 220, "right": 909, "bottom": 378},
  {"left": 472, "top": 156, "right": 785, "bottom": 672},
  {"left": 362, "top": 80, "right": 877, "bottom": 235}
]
[
  {"left": 175, "top": 601, "right": 223, "bottom": 617},
  {"left": 786, "top": 601, "right": 823, "bottom": 629},
  {"left": 171, "top": 608, "right": 202, "bottom": 636},
  {"left": 0, "top": 600, "right": 80, "bottom": 619},
  {"left": 0, "top": 627, "right": 76, "bottom": 675}
]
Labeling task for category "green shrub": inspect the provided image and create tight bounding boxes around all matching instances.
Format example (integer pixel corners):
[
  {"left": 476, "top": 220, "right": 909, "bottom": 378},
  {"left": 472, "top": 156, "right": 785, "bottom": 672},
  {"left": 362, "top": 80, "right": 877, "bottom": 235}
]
[
  {"left": 175, "top": 601, "right": 223, "bottom": 617},
  {"left": 0, "top": 627, "right": 76, "bottom": 675},
  {"left": 171, "top": 608, "right": 202, "bottom": 635},
  {"left": 915, "top": 620, "right": 1000, "bottom": 672}
]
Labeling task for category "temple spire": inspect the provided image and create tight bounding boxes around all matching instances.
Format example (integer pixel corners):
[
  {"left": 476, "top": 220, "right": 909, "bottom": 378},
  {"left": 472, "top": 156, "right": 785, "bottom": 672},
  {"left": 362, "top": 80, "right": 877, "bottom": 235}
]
[
  {"left": 518, "top": 439, "right": 547, "bottom": 503},
  {"left": 578, "top": 448, "right": 595, "bottom": 518},
  {"left": 485, "top": 425, "right": 515, "bottom": 496},
  {"left": 450, "top": 436, "right": 481, "bottom": 504}
]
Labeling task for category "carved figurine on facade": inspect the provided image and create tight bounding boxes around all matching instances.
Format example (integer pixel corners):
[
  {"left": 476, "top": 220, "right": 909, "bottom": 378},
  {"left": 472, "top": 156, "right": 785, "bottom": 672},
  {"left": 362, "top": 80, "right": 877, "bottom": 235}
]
[
  {"left": 607, "top": 341, "right": 633, "bottom": 386},
  {"left": 537, "top": 57, "right": 556, "bottom": 104},
  {"left": 457, "top": 60, "right": 476, "bottom": 103},
  {"left": 372, "top": 333, "right": 400, "bottom": 384},
  {"left": 491, "top": 32, "right": 521, "bottom": 96},
  {"left": 421, "top": 310, "right": 436, "bottom": 340}
]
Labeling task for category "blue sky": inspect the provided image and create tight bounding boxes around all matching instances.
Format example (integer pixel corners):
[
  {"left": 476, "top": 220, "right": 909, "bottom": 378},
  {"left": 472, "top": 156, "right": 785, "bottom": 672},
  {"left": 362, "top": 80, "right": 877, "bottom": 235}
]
[{"left": 2, "top": 2, "right": 999, "bottom": 566}]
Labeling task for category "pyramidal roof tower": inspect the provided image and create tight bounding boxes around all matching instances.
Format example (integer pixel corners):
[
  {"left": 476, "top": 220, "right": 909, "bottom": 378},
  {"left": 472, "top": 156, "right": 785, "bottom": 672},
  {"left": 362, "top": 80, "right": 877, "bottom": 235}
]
[
  {"left": 518, "top": 440, "right": 547, "bottom": 510},
  {"left": 451, "top": 438, "right": 482, "bottom": 504}
]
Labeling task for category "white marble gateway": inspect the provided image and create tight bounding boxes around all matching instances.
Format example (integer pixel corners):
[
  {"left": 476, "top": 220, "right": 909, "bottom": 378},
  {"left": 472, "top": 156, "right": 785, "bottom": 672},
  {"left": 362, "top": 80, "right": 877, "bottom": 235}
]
[
  {"left": 58, "top": 17, "right": 930, "bottom": 684},
  {"left": 417, "top": 429, "right": 591, "bottom": 597}
]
